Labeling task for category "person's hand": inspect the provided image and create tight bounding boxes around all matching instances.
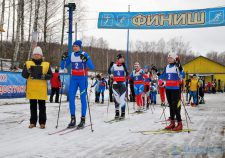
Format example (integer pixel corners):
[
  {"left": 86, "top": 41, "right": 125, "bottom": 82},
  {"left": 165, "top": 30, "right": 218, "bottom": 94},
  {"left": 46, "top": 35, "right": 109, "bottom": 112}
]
[
  {"left": 80, "top": 54, "right": 88, "bottom": 62},
  {"left": 27, "top": 68, "right": 31, "bottom": 74},
  {"left": 109, "top": 62, "right": 114, "bottom": 67},
  {"left": 41, "top": 75, "right": 46, "bottom": 80},
  {"left": 61, "top": 52, "right": 68, "bottom": 60},
  {"left": 176, "top": 57, "right": 183, "bottom": 71},
  {"left": 110, "top": 74, "right": 114, "bottom": 78}
]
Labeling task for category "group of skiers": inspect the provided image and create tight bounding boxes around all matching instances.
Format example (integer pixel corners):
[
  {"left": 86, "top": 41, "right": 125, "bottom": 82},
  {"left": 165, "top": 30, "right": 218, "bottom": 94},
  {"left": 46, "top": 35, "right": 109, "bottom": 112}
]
[{"left": 22, "top": 39, "right": 187, "bottom": 131}]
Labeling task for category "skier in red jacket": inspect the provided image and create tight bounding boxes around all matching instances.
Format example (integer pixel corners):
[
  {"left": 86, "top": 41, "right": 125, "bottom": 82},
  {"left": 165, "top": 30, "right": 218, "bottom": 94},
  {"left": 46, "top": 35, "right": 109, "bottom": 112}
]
[{"left": 50, "top": 68, "right": 61, "bottom": 103}]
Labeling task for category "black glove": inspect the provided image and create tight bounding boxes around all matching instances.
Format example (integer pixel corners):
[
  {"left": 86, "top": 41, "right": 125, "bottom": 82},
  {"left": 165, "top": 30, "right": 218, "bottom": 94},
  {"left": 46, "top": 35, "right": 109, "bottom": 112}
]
[
  {"left": 109, "top": 62, "right": 114, "bottom": 67},
  {"left": 61, "top": 52, "right": 68, "bottom": 60},
  {"left": 80, "top": 54, "right": 88, "bottom": 62},
  {"left": 27, "top": 68, "right": 31, "bottom": 74},
  {"left": 176, "top": 58, "right": 183, "bottom": 71}
]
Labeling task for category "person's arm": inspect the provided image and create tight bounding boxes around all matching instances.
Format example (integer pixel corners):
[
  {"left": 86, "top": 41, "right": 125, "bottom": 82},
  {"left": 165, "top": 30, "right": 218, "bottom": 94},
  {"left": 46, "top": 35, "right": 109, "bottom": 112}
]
[
  {"left": 158, "top": 68, "right": 166, "bottom": 80},
  {"left": 42, "top": 65, "right": 53, "bottom": 80},
  {"left": 81, "top": 52, "right": 94, "bottom": 70},
  {"left": 60, "top": 53, "right": 71, "bottom": 69},
  {"left": 108, "top": 62, "right": 114, "bottom": 74},
  {"left": 91, "top": 79, "right": 98, "bottom": 87},
  {"left": 21, "top": 63, "right": 30, "bottom": 79}
]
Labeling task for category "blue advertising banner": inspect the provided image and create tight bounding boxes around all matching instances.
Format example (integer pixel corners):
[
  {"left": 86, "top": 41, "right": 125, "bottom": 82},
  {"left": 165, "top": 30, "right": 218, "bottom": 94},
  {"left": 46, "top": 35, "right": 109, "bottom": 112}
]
[
  {"left": 0, "top": 71, "right": 70, "bottom": 99},
  {"left": 98, "top": 7, "right": 225, "bottom": 29}
]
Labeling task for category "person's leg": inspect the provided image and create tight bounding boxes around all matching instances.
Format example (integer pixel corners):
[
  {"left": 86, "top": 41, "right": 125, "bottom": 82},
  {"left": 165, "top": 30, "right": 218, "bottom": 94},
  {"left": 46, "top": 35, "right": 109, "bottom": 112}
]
[
  {"left": 101, "top": 91, "right": 104, "bottom": 103},
  {"left": 50, "top": 88, "right": 55, "bottom": 103},
  {"left": 29, "top": 99, "right": 37, "bottom": 127},
  {"left": 69, "top": 79, "right": 79, "bottom": 116},
  {"left": 172, "top": 90, "right": 183, "bottom": 131},
  {"left": 112, "top": 84, "right": 120, "bottom": 118},
  {"left": 38, "top": 100, "right": 46, "bottom": 128},
  {"left": 193, "top": 91, "right": 197, "bottom": 105},
  {"left": 55, "top": 88, "right": 60, "bottom": 103},
  {"left": 119, "top": 84, "right": 127, "bottom": 118},
  {"left": 165, "top": 90, "right": 175, "bottom": 129},
  {"left": 79, "top": 79, "right": 88, "bottom": 117}
]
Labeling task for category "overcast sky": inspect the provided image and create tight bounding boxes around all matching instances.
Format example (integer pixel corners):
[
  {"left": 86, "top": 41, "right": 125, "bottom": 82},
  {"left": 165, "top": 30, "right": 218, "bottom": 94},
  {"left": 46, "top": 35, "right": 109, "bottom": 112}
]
[{"left": 80, "top": 0, "right": 225, "bottom": 55}]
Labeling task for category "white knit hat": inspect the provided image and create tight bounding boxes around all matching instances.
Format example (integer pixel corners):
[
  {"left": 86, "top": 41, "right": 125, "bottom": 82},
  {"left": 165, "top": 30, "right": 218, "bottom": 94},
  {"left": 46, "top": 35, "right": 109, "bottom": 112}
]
[
  {"left": 168, "top": 53, "right": 177, "bottom": 60},
  {"left": 134, "top": 62, "right": 140, "bottom": 67},
  {"left": 33, "top": 46, "right": 43, "bottom": 56}
]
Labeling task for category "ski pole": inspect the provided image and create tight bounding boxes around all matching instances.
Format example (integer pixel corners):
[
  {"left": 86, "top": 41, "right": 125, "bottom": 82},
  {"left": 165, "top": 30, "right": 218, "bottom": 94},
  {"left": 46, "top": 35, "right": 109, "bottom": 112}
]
[
  {"left": 181, "top": 91, "right": 192, "bottom": 123},
  {"left": 106, "top": 77, "right": 110, "bottom": 118},
  {"left": 126, "top": 80, "right": 130, "bottom": 115},
  {"left": 56, "top": 67, "right": 65, "bottom": 129},
  {"left": 82, "top": 62, "right": 94, "bottom": 132}
]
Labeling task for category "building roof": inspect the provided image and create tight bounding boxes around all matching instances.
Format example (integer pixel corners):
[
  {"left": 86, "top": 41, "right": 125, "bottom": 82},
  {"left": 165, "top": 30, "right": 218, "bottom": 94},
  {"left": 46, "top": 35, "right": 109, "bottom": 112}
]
[{"left": 183, "top": 55, "right": 225, "bottom": 68}]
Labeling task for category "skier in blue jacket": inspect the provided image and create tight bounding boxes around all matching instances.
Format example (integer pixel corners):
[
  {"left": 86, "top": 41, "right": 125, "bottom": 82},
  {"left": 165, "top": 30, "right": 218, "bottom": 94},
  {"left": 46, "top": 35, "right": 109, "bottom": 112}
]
[
  {"left": 99, "top": 77, "right": 108, "bottom": 104},
  {"left": 60, "top": 40, "right": 94, "bottom": 129}
]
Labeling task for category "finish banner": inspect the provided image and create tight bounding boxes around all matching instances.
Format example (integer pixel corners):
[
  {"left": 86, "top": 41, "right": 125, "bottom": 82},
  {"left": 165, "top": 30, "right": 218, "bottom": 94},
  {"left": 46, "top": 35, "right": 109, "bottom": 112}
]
[{"left": 98, "top": 7, "right": 225, "bottom": 29}]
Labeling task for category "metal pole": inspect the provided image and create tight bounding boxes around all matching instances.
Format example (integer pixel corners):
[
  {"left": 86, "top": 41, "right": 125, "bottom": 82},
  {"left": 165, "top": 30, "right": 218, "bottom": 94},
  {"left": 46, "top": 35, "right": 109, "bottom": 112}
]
[
  {"left": 75, "top": 22, "right": 77, "bottom": 41},
  {"left": 126, "top": 5, "right": 130, "bottom": 68}
]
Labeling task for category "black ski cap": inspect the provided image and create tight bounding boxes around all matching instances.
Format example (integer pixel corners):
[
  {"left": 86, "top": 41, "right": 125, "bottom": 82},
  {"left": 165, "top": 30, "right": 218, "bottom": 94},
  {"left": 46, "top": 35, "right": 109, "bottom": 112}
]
[{"left": 116, "top": 54, "right": 123, "bottom": 60}]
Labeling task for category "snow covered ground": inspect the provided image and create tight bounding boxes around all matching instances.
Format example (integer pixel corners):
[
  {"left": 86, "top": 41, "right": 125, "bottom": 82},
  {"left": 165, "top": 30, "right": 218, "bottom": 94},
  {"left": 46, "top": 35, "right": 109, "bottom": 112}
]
[{"left": 0, "top": 92, "right": 225, "bottom": 158}]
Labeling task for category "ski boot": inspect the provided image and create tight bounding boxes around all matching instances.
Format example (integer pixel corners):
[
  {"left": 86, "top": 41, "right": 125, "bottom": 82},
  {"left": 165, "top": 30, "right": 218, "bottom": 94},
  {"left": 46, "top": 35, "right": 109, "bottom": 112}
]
[
  {"left": 115, "top": 110, "right": 120, "bottom": 120},
  {"left": 120, "top": 112, "right": 125, "bottom": 120},
  {"left": 165, "top": 120, "right": 175, "bottom": 130},
  {"left": 67, "top": 116, "right": 76, "bottom": 128},
  {"left": 172, "top": 121, "right": 183, "bottom": 131},
  {"left": 77, "top": 117, "right": 85, "bottom": 129}
]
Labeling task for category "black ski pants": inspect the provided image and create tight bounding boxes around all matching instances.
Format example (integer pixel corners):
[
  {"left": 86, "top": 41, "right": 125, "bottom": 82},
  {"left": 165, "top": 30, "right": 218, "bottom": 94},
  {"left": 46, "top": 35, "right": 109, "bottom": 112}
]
[
  {"left": 30, "top": 99, "right": 46, "bottom": 125},
  {"left": 166, "top": 89, "right": 182, "bottom": 122}
]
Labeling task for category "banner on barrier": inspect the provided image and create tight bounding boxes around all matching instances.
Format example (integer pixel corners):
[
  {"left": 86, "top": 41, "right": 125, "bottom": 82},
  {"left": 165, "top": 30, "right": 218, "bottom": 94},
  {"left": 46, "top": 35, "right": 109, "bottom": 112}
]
[
  {"left": 0, "top": 72, "right": 70, "bottom": 99},
  {"left": 98, "top": 7, "right": 225, "bottom": 29}
]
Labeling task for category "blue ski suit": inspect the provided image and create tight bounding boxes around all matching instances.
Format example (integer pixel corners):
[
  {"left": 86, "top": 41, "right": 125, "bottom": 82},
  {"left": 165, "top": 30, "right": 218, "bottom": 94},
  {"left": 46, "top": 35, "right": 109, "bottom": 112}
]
[{"left": 61, "top": 50, "right": 94, "bottom": 117}]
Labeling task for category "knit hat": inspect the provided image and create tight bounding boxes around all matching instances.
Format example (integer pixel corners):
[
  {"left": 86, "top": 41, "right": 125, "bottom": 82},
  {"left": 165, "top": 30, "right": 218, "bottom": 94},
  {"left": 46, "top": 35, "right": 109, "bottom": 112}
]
[
  {"left": 168, "top": 52, "right": 177, "bottom": 60},
  {"left": 73, "top": 40, "right": 82, "bottom": 48},
  {"left": 143, "top": 66, "right": 148, "bottom": 70},
  {"left": 33, "top": 46, "right": 43, "bottom": 56},
  {"left": 116, "top": 54, "right": 123, "bottom": 60}
]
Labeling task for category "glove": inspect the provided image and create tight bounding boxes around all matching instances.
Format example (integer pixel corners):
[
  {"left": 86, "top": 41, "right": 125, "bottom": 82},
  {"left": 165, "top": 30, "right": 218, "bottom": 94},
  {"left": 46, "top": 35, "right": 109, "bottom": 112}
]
[
  {"left": 61, "top": 52, "right": 68, "bottom": 60},
  {"left": 109, "top": 62, "right": 114, "bottom": 67},
  {"left": 80, "top": 54, "right": 88, "bottom": 62},
  {"left": 27, "top": 68, "right": 31, "bottom": 74},
  {"left": 41, "top": 75, "right": 46, "bottom": 80},
  {"left": 176, "top": 59, "right": 183, "bottom": 71}
]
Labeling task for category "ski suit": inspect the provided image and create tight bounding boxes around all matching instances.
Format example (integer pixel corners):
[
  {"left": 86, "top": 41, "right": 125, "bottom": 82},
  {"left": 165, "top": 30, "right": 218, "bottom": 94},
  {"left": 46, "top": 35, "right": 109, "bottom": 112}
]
[
  {"left": 130, "top": 69, "right": 145, "bottom": 107},
  {"left": 160, "top": 63, "right": 185, "bottom": 122},
  {"left": 60, "top": 51, "right": 94, "bottom": 117},
  {"left": 99, "top": 78, "right": 108, "bottom": 103},
  {"left": 108, "top": 62, "right": 127, "bottom": 113}
]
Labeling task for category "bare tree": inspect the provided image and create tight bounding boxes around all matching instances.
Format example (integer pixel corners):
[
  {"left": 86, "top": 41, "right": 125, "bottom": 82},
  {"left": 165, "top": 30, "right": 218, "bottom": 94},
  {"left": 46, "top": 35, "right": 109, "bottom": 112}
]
[
  {"left": 28, "top": 0, "right": 40, "bottom": 60},
  {"left": 6, "top": 0, "right": 11, "bottom": 40},
  {"left": 12, "top": 0, "right": 15, "bottom": 43},
  {"left": 13, "top": 0, "right": 21, "bottom": 62},
  {"left": 1, "top": 0, "right": 5, "bottom": 57},
  {"left": 28, "top": 0, "right": 33, "bottom": 43},
  {"left": 60, "top": 0, "right": 66, "bottom": 54}
]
